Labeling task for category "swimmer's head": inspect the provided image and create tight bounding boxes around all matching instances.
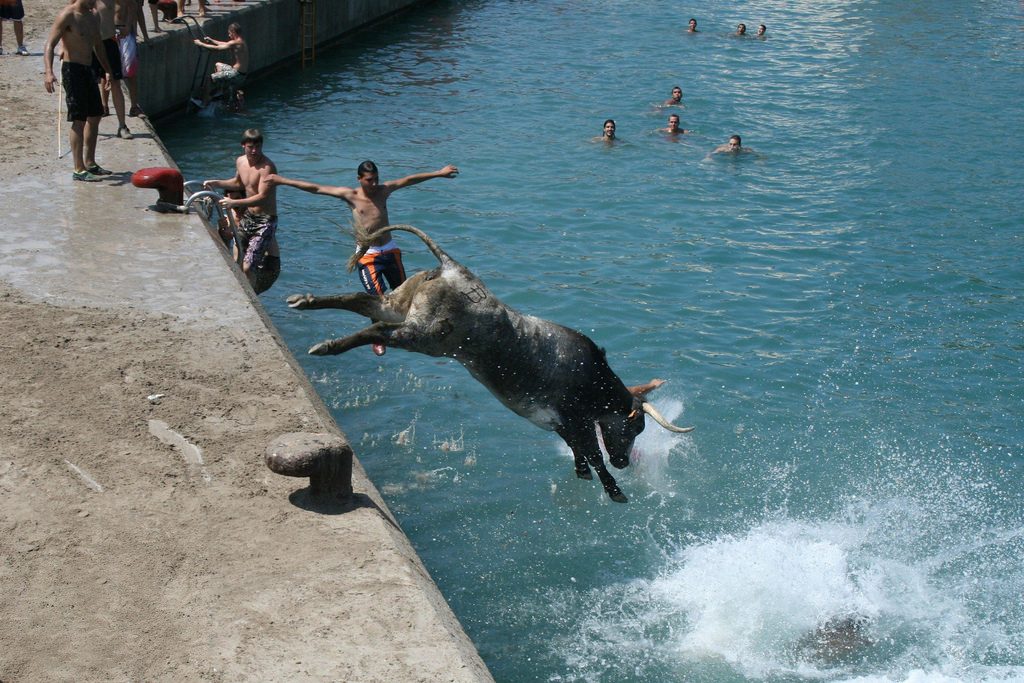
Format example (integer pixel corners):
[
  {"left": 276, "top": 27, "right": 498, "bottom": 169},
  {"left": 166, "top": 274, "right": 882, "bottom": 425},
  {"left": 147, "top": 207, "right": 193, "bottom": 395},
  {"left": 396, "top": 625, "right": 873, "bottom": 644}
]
[
  {"left": 670, "top": 86, "right": 682, "bottom": 100},
  {"left": 688, "top": 18, "right": 697, "bottom": 30},
  {"left": 757, "top": 24, "right": 766, "bottom": 36},
  {"left": 241, "top": 128, "right": 263, "bottom": 146},
  {"left": 729, "top": 134, "right": 742, "bottom": 149},
  {"left": 603, "top": 119, "right": 616, "bottom": 138},
  {"left": 737, "top": 23, "right": 747, "bottom": 35},
  {"left": 667, "top": 114, "right": 680, "bottom": 130}
]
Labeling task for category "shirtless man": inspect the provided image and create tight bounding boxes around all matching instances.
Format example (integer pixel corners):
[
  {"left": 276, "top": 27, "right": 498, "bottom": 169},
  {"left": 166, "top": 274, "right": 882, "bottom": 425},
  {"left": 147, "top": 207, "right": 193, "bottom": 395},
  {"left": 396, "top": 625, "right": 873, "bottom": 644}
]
[
  {"left": 712, "top": 134, "right": 753, "bottom": 155},
  {"left": 267, "top": 161, "right": 459, "bottom": 355},
  {"left": 596, "top": 118, "right": 616, "bottom": 143},
  {"left": 193, "top": 22, "right": 248, "bottom": 107},
  {"left": 661, "top": 113, "right": 689, "bottom": 136},
  {"left": 43, "top": 0, "right": 115, "bottom": 181},
  {"left": 114, "top": 0, "right": 145, "bottom": 117},
  {"left": 202, "top": 128, "right": 281, "bottom": 294},
  {"left": 94, "top": 0, "right": 132, "bottom": 139},
  {"left": 663, "top": 85, "right": 683, "bottom": 106}
]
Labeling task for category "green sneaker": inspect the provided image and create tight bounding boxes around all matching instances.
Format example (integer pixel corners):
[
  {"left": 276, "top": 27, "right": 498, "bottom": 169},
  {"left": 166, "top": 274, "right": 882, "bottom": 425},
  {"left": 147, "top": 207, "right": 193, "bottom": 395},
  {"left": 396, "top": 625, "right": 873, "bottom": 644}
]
[
  {"left": 86, "top": 163, "right": 112, "bottom": 176},
  {"left": 72, "top": 170, "right": 101, "bottom": 182}
]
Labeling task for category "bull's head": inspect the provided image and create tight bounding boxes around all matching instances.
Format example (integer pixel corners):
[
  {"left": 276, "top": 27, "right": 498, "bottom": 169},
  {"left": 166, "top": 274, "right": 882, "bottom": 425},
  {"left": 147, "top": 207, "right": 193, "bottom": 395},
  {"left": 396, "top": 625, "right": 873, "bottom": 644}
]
[{"left": 600, "top": 398, "right": 695, "bottom": 469}]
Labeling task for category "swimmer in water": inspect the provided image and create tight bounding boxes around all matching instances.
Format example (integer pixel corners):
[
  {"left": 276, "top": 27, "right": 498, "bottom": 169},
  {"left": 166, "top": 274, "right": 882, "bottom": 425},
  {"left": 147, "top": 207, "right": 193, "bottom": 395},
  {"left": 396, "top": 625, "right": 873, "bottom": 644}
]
[
  {"left": 596, "top": 118, "right": 617, "bottom": 143},
  {"left": 687, "top": 17, "right": 698, "bottom": 33},
  {"left": 664, "top": 85, "right": 684, "bottom": 106},
  {"left": 661, "top": 113, "right": 689, "bottom": 136},
  {"left": 712, "top": 134, "right": 752, "bottom": 155},
  {"left": 756, "top": 24, "right": 767, "bottom": 38},
  {"left": 735, "top": 23, "right": 747, "bottom": 36}
]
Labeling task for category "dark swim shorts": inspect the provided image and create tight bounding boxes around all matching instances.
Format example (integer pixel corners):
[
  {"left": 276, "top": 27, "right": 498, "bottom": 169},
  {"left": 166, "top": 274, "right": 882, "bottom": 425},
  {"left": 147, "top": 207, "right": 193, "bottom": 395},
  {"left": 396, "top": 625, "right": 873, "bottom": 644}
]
[
  {"left": 0, "top": 0, "right": 26, "bottom": 21},
  {"left": 91, "top": 38, "right": 123, "bottom": 80},
  {"left": 62, "top": 61, "right": 103, "bottom": 122}
]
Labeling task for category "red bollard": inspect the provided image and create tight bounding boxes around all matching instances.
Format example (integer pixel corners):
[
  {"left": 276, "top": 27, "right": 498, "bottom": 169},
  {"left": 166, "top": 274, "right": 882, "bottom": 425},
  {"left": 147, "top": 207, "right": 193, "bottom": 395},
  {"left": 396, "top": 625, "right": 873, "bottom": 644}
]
[{"left": 132, "top": 167, "right": 184, "bottom": 211}]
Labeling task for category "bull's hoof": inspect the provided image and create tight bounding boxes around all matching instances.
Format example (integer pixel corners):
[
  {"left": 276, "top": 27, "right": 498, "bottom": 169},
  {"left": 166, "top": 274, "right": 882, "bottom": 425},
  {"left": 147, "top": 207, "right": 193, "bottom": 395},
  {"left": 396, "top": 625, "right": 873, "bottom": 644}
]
[
  {"left": 309, "top": 341, "right": 331, "bottom": 355},
  {"left": 575, "top": 468, "right": 593, "bottom": 480},
  {"left": 609, "top": 490, "right": 628, "bottom": 503},
  {"left": 287, "top": 293, "right": 315, "bottom": 309}
]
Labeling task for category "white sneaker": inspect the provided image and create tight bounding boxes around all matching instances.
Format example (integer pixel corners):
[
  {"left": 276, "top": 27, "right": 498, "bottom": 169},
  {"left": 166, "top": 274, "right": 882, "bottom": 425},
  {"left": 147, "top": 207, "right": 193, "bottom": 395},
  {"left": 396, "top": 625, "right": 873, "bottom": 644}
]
[{"left": 16, "top": 45, "right": 29, "bottom": 56}]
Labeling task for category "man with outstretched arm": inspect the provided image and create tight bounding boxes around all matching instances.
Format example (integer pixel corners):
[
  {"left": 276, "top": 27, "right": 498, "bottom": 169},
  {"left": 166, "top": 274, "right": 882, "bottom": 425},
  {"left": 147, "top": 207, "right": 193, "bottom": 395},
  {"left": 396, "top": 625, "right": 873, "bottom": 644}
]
[
  {"left": 267, "top": 161, "right": 459, "bottom": 355},
  {"left": 43, "top": 0, "right": 115, "bottom": 182}
]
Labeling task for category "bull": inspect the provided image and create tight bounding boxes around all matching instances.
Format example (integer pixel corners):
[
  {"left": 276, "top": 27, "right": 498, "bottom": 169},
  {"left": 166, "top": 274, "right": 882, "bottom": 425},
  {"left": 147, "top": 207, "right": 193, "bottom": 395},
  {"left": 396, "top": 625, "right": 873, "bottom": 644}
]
[{"left": 287, "top": 225, "right": 693, "bottom": 502}]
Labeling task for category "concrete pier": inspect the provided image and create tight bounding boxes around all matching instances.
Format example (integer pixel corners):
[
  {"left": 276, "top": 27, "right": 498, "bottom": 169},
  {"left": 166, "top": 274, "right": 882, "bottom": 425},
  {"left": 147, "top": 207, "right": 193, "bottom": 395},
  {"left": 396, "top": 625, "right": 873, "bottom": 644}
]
[{"left": 0, "top": 1, "right": 494, "bottom": 680}]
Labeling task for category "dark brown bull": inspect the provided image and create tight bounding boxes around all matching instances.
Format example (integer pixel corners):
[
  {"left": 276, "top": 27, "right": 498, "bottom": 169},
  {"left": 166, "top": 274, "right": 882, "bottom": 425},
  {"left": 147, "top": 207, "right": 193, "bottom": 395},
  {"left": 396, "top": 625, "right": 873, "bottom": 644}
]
[{"left": 288, "top": 225, "right": 692, "bottom": 502}]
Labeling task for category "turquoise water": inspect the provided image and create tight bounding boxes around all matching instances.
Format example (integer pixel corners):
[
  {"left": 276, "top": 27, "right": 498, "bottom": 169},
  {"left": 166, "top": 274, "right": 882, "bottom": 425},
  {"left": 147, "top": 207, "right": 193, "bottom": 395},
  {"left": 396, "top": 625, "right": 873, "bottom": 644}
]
[{"left": 159, "top": 1, "right": 1024, "bottom": 680}]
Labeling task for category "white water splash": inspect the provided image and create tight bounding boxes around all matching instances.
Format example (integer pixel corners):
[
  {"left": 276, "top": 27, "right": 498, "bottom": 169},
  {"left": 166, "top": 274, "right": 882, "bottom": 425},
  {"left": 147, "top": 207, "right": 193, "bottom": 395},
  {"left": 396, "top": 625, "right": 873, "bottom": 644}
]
[{"left": 551, "top": 499, "right": 1024, "bottom": 682}]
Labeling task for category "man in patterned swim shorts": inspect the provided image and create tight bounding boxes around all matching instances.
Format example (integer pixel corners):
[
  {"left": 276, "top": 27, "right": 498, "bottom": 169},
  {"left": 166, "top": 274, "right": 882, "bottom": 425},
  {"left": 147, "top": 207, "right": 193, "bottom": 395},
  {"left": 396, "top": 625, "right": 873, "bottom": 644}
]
[
  {"left": 43, "top": 0, "right": 115, "bottom": 181},
  {"left": 203, "top": 128, "right": 281, "bottom": 294}
]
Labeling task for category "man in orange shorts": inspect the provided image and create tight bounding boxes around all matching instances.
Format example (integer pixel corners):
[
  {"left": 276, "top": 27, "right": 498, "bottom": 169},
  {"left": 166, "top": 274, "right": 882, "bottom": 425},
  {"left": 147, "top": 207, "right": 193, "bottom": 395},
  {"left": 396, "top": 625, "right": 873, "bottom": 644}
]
[{"left": 267, "top": 160, "right": 459, "bottom": 355}]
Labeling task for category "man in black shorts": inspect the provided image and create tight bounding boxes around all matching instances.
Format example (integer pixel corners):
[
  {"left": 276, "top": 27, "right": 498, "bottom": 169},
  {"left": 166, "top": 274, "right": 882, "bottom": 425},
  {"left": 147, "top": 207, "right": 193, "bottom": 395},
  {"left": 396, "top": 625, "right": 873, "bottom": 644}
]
[
  {"left": 0, "top": 0, "right": 29, "bottom": 55},
  {"left": 43, "top": 0, "right": 115, "bottom": 181}
]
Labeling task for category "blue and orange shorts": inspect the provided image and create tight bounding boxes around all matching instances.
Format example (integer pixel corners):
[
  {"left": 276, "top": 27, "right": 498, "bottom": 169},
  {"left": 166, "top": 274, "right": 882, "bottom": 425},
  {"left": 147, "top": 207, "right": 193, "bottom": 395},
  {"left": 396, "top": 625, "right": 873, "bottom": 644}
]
[{"left": 358, "top": 247, "right": 405, "bottom": 295}]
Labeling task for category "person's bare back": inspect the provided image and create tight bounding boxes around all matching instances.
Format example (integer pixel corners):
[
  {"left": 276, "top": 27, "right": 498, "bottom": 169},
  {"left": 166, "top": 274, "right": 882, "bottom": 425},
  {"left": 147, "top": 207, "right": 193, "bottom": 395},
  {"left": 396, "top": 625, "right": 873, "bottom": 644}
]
[
  {"left": 94, "top": 0, "right": 117, "bottom": 40},
  {"left": 232, "top": 35, "right": 249, "bottom": 73}
]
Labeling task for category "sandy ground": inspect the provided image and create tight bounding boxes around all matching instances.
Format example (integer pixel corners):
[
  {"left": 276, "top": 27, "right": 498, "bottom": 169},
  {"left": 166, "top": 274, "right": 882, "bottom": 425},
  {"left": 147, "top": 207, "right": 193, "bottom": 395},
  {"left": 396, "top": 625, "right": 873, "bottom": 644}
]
[{"left": 0, "top": 3, "right": 492, "bottom": 681}]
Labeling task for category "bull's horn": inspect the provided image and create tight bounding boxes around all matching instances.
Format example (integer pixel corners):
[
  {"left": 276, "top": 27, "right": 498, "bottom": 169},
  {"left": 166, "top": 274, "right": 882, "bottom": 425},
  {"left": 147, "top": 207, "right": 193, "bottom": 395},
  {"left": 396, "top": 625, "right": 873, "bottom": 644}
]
[{"left": 642, "top": 402, "right": 695, "bottom": 433}]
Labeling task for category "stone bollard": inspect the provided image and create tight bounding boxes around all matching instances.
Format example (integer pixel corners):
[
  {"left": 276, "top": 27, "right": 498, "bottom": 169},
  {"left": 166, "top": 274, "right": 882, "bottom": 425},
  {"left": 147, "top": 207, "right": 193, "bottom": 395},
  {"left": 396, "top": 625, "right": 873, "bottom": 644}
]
[{"left": 265, "top": 432, "right": 353, "bottom": 499}]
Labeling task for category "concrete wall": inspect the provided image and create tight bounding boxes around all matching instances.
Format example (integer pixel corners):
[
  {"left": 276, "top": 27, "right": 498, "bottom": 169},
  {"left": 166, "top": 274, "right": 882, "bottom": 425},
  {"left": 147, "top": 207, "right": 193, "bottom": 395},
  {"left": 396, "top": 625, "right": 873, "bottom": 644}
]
[{"left": 140, "top": 0, "right": 428, "bottom": 119}]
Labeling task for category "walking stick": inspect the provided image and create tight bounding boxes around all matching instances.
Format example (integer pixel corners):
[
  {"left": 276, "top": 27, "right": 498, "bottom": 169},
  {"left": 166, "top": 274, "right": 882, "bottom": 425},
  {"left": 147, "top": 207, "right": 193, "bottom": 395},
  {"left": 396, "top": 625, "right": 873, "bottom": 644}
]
[{"left": 56, "top": 72, "right": 62, "bottom": 159}]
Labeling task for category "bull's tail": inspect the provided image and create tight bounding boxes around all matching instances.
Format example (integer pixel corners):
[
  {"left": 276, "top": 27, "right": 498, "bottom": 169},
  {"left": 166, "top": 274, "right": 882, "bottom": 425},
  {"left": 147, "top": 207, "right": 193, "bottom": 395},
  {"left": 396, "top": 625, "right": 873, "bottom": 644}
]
[{"left": 364, "top": 224, "right": 454, "bottom": 266}]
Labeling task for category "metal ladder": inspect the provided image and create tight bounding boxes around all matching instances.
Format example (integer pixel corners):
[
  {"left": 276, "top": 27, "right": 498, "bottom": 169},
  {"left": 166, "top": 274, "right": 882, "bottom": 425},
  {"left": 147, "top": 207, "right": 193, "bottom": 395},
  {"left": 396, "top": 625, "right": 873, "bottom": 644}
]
[{"left": 300, "top": 0, "right": 316, "bottom": 67}]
